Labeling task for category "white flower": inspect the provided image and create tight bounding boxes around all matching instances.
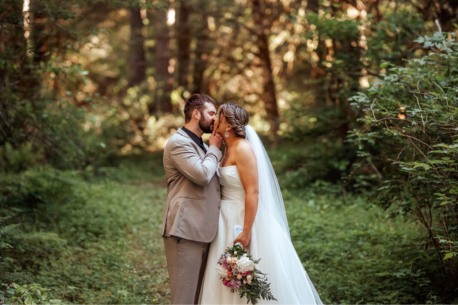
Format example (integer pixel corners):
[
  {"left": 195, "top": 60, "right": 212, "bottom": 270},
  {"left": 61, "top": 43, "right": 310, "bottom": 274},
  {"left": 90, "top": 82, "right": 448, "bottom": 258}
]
[
  {"left": 216, "top": 264, "right": 228, "bottom": 277},
  {"left": 232, "top": 257, "right": 238, "bottom": 263},
  {"left": 234, "top": 251, "right": 237, "bottom": 255},
  {"left": 226, "top": 257, "right": 232, "bottom": 264},
  {"left": 243, "top": 280, "right": 247, "bottom": 285},
  {"left": 235, "top": 254, "right": 255, "bottom": 273}
]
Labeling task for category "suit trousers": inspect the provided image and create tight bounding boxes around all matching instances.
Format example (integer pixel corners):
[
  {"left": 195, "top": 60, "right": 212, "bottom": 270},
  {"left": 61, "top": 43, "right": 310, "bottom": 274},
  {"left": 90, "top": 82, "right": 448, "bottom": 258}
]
[{"left": 163, "top": 236, "right": 210, "bottom": 304}]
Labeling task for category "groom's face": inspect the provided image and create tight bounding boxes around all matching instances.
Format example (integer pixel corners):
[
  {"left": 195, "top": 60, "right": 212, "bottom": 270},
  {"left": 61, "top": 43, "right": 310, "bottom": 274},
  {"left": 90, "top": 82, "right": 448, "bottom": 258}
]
[{"left": 198, "top": 102, "right": 217, "bottom": 134}]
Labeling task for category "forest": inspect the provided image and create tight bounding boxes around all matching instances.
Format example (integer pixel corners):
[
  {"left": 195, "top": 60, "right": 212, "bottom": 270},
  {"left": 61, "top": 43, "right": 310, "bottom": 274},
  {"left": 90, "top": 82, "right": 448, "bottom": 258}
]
[{"left": 1, "top": 0, "right": 458, "bottom": 303}]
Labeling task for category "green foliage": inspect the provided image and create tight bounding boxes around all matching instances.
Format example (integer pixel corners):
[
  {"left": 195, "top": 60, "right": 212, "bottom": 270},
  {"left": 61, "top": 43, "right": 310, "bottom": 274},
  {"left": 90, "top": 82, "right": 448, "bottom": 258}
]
[
  {"left": 284, "top": 186, "right": 442, "bottom": 304},
  {"left": 2, "top": 283, "right": 62, "bottom": 305},
  {"left": 0, "top": 143, "right": 37, "bottom": 173},
  {"left": 349, "top": 31, "right": 458, "bottom": 299},
  {"left": 218, "top": 245, "right": 277, "bottom": 304},
  {"left": 280, "top": 7, "right": 427, "bottom": 188},
  {"left": 269, "top": 140, "right": 353, "bottom": 188},
  {"left": 0, "top": 154, "right": 168, "bottom": 304},
  {"left": 0, "top": 217, "right": 20, "bottom": 250},
  {"left": 238, "top": 274, "right": 276, "bottom": 305},
  {"left": 0, "top": 0, "right": 116, "bottom": 172},
  {"left": 0, "top": 152, "right": 453, "bottom": 304},
  {"left": 0, "top": 0, "right": 456, "bottom": 303}
]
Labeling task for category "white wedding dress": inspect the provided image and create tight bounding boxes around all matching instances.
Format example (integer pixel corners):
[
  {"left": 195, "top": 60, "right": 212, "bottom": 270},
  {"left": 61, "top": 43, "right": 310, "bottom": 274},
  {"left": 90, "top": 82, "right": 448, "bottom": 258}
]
[{"left": 200, "top": 126, "right": 323, "bottom": 305}]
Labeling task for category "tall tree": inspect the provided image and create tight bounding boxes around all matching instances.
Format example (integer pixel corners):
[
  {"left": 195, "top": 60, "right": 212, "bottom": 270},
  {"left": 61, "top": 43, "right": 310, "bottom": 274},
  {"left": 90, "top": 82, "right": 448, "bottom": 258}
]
[
  {"left": 192, "top": 13, "right": 209, "bottom": 94},
  {"left": 415, "top": 0, "right": 458, "bottom": 31},
  {"left": 128, "top": 4, "right": 146, "bottom": 87},
  {"left": 177, "top": 0, "right": 191, "bottom": 90},
  {"left": 154, "top": 7, "right": 173, "bottom": 114},
  {"left": 307, "top": 0, "right": 319, "bottom": 13},
  {"left": 251, "top": 0, "right": 279, "bottom": 142}
]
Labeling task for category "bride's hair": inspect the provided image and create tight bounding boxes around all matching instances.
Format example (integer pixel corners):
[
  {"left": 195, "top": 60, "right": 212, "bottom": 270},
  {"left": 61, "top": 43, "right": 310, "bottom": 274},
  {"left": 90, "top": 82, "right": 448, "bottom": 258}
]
[{"left": 218, "top": 103, "right": 249, "bottom": 138}]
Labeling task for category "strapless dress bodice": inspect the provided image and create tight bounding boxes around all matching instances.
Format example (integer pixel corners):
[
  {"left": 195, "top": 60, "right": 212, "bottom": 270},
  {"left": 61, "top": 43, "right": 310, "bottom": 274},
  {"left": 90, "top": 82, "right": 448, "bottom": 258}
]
[{"left": 217, "top": 165, "right": 246, "bottom": 201}]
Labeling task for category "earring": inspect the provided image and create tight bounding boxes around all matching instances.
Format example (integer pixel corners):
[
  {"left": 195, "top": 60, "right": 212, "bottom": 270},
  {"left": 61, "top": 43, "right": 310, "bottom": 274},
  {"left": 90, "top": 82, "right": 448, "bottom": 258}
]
[{"left": 225, "top": 130, "right": 229, "bottom": 138}]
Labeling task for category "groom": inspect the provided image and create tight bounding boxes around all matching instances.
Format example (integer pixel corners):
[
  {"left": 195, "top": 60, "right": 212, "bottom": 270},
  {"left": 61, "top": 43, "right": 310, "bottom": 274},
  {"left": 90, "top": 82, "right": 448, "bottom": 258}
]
[{"left": 162, "top": 94, "right": 223, "bottom": 304}]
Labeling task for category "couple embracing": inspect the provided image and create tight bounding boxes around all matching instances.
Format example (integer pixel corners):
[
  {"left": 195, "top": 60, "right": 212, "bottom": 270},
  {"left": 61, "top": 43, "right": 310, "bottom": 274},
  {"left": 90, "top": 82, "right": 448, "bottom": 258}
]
[{"left": 162, "top": 94, "right": 323, "bottom": 305}]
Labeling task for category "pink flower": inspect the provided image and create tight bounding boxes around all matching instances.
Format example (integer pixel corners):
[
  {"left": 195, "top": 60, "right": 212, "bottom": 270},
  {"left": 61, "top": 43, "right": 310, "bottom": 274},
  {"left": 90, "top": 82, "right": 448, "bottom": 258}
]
[
  {"left": 222, "top": 257, "right": 230, "bottom": 270},
  {"left": 235, "top": 281, "right": 242, "bottom": 289},
  {"left": 223, "top": 279, "right": 234, "bottom": 288}
]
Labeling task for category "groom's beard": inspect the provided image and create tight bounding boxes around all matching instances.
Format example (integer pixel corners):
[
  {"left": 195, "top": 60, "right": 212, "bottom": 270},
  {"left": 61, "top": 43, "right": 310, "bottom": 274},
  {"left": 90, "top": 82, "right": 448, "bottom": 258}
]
[{"left": 199, "top": 114, "right": 213, "bottom": 133}]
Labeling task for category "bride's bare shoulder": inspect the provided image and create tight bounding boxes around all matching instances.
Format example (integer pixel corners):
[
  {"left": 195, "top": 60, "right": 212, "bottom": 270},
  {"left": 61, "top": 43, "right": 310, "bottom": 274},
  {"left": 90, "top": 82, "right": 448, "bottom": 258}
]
[{"left": 234, "top": 139, "right": 256, "bottom": 160}]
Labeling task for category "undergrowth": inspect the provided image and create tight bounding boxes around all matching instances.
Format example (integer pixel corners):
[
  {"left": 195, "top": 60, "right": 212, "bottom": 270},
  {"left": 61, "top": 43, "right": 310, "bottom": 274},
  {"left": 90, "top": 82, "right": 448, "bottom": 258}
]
[{"left": 0, "top": 153, "right": 448, "bottom": 304}]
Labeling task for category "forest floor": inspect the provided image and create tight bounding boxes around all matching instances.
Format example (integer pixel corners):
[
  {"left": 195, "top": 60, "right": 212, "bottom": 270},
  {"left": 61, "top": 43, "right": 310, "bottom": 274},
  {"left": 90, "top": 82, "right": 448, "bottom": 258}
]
[{"left": 3, "top": 153, "right": 432, "bottom": 304}]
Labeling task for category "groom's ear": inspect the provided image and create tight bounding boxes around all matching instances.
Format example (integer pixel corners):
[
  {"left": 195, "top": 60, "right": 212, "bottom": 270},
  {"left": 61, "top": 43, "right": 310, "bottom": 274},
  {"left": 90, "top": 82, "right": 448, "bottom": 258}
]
[{"left": 193, "top": 109, "right": 201, "bottom": 121}]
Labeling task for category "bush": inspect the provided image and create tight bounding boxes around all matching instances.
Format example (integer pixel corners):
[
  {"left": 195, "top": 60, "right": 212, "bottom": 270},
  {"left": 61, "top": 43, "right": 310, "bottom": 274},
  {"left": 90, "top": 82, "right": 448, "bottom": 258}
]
[
  {"left": 349, "top": 32, "right": 458, "bottom": 301},
  {"left": 2, "top": 283, "right": 62, "bottom": 305},
  {"left": 284, "top": 186, "right": 440, "bottom": 304}
]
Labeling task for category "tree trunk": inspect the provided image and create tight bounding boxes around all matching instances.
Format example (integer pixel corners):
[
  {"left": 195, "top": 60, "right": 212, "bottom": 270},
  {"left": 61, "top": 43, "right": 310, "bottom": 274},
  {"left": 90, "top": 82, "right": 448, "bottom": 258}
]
[
  {"left": 300, "top": 0, "right": 323, "bottom": 105},
  {"left": 154, "top": 7, "right": 173, "bottom": 114},
  {"left": 177, "top": 0, "right": 191, "bottom": 90},
  {"left": 307, "top": 0, "right": 319, "bottom": 13},
  {"left": 413, "top": 0, "right": 458, "bottom": 32},
  {"left": 128, "top": 5, "right": 146, "bottom": 87},
  {"left": 251, "top": 0, "right": 279, "bottom": 143},
  {"left": 192, "top": 14, "right": 209, "bottom": 94}
]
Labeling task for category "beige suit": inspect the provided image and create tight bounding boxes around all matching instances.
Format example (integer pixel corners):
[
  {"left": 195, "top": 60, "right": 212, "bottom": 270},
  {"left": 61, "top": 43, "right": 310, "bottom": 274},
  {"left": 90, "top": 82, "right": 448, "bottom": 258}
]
[{"left": 162, "top": 128, "right": 222, "bottom": 304}]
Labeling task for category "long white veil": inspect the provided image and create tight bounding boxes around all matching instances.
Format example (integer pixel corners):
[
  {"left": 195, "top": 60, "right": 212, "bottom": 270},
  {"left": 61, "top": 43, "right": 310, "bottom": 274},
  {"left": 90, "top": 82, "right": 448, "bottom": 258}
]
[
  {"left": 245, "top": 125, "right": 290, "bottom": 238},
  {"left": 245, "top": 125, "right": 323, "bottom": 305}
]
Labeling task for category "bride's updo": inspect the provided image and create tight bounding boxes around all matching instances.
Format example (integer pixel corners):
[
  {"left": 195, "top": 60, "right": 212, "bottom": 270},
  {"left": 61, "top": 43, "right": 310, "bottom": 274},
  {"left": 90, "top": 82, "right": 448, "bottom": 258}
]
[{"left": 218, "top": 103, "right": 249, "bottom": 138}]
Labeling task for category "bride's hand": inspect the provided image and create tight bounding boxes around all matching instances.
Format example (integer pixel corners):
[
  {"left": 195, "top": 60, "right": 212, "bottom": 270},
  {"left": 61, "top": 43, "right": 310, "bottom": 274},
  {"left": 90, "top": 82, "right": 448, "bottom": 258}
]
[{"left": 233, "top": 230, "right": 251, "bottom": 250}]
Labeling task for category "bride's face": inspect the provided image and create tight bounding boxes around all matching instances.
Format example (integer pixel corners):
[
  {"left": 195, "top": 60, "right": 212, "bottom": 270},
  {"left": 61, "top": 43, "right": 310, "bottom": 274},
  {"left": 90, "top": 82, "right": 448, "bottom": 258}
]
[{"left": 213, "top": 112, "right": 228, "bottom": 136}]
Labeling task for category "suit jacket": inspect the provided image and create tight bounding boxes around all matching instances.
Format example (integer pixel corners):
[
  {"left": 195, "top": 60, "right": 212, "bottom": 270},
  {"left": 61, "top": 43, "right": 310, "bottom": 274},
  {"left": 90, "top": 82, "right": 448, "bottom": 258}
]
[{"left": 161, "top": 128, "right": 222, "bottom": 243}]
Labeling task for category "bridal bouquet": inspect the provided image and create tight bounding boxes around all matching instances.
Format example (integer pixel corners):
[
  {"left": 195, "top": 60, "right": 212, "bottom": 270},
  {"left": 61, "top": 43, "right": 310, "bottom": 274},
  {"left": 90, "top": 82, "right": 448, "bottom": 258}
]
[{"left": 216, "top": 244, "right": 277, "bottom": 304}]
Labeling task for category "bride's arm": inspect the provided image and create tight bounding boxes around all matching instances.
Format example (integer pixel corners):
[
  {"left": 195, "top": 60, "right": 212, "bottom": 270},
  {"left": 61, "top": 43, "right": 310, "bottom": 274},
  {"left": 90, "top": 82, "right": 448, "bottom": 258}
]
[{"left": 233, "top": 140, "right": 259, "bottom": 249}]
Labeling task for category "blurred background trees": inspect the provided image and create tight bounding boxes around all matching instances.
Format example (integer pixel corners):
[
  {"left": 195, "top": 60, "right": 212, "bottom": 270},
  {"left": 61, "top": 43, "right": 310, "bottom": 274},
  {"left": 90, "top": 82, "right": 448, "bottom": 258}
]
[{"left": 1, "top": 0, "right": 458, "bottom": 303}]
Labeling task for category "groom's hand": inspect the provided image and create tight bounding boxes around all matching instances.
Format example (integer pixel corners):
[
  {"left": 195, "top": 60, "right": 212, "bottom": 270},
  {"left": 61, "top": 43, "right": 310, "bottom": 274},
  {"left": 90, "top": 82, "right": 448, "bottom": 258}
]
[{"left": 209, "top": 131, "right": 223, "bottom": 149}]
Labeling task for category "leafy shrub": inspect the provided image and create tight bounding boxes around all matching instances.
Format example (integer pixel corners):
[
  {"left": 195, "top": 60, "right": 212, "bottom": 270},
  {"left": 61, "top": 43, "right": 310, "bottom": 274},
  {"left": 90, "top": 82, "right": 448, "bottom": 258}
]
[
  {"left": 267, "top": 140, "right": 354, "bottom": 189},
  {"left": 2, "top": 283, "right": 62, "bottom": 305},
  {"left": 0, "top": 167, "right": 76, "bottom": 214},
  {"left": 284, "top": 187, "right": 441, "bottom": 304},
  {"left": 0, "top": 217, "right": 20, "bottom": 250},
  {"left": 0, "top": 153, "right": 168, "bottom": 304},
  {"left": 349, "top": 32, "right": 458, "bottom": 301},
  {"left": 0, "top": 143, "right": 37, "bottom": 173},
  {"left": 0, "top": 216, "right": 20, "bottom": 274}
]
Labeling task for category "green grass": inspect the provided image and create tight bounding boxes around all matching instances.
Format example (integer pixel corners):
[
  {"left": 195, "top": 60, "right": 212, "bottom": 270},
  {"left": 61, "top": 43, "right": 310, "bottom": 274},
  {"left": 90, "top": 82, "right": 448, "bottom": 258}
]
[
  {"left": 284, "top": 185, "right": 440, "bottom": 304},
  {"left": 0, "top": 154, "right": 444, "bottom": 304},
  {"left": 1, "top": 154, "right": 170, "bottom": 304}
]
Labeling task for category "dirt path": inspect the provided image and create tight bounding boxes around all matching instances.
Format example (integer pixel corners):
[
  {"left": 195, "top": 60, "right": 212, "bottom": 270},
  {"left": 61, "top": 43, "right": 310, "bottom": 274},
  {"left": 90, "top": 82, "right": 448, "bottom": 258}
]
[{"left": 121, "top": 180, "right": 170, "bottom": 304}]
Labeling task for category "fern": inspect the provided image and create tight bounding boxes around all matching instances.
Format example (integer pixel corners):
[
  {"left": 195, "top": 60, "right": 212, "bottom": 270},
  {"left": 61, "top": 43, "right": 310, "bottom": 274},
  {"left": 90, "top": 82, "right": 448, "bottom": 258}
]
[{"left": 0, "top": 216, "right": 20, "bottom": 249}]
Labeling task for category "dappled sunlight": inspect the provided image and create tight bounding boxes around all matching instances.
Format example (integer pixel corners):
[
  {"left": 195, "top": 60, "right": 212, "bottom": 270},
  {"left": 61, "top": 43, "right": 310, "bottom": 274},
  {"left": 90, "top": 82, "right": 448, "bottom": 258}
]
[{"left": 1, "top": 0, "right": 457, "bottom": 303}]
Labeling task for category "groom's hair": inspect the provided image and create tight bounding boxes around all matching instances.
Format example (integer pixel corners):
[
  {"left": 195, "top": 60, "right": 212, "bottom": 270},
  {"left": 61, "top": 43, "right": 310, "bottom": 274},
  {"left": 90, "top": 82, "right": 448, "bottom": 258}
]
[{"left": 184, "top": 94, "right": 217, "bottom": 123}]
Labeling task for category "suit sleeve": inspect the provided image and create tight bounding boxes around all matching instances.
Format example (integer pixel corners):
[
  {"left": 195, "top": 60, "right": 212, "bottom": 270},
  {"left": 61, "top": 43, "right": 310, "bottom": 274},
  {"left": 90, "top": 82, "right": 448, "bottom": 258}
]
[{"left": 170, "top": 140, "right": 222, "bottom": 186}]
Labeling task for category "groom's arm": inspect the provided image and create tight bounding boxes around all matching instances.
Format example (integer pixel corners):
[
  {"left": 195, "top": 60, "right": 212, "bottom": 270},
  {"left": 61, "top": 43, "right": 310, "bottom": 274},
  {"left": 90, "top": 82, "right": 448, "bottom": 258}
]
[{"left": 170, "top": 140, "right": 222, "bottom": 186}]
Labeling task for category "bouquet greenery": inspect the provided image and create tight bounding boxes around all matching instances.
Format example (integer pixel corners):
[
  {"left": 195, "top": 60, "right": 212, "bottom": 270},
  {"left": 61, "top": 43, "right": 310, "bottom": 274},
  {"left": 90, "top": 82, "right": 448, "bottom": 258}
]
[{"left": 216, "top": 244, "right": 277, "bottom": 304}]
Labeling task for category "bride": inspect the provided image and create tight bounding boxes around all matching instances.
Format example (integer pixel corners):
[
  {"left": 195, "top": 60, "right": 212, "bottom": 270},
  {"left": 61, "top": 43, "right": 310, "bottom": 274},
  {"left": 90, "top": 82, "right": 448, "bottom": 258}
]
[{"left": 199, "top": 103, "right": 323, "bottom": 304}]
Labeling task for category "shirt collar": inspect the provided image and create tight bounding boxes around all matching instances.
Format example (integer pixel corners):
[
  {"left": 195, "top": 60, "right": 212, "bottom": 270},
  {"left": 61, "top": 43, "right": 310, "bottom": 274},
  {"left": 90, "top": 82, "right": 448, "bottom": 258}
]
[{"left": 181, "top": 126, "right": 203, "bottom": 145}]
